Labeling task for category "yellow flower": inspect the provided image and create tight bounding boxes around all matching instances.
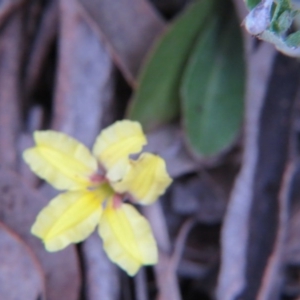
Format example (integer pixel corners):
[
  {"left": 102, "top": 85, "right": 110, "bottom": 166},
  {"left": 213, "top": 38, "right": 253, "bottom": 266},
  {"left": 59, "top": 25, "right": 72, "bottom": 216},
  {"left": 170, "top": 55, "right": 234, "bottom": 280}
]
[{"left": 23, "top": 120, "right": 172, "bottom": 276}]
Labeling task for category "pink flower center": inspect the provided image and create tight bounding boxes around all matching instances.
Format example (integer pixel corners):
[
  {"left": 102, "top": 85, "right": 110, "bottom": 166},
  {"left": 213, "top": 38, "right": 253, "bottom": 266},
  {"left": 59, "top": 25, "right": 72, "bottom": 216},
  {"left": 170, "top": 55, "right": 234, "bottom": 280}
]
[
  {"left": 112, "top": 194, "right": 123, "bottom": 209},
  {"left": 90, "top": 173, "right": 106, "bottom": 184}
]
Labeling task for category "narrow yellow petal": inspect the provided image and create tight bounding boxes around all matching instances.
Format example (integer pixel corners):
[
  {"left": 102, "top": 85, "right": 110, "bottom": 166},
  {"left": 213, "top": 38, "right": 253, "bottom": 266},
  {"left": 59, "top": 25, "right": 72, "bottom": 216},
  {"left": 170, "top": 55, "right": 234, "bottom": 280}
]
[
  {"left": 23, "top": 130, "right": 98, "bottom": 190},
  {"left": 93, "top": 120, "right": 147, "bottom": 182},
  {"left": 113, "top": 153, "right": 172, "bottom": 205},
  {"left": 31, "top": 186, "right": 112, "bottom": 251},
  {"left": 99, "top": 203, "right": 157, "bottom": 276}
]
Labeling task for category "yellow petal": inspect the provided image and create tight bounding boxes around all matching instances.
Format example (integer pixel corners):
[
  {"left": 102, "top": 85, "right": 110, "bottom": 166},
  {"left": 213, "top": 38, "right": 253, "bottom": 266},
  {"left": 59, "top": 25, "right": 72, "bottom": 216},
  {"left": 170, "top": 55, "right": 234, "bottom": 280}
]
[
  {"left": 93, "top": 120, "right": 147, "bottom": 182},
  {"left": 23, "top": 130, "right": 98, "bottom": 190},
  {"left": 113, "top": 153, "right": 172, "bottom": 205},
  {"left": 99, "top": 203, "right": 157, "bottom": 276},
  {"left": 31, "top": 186, "right": 112, "bottom": 251}
]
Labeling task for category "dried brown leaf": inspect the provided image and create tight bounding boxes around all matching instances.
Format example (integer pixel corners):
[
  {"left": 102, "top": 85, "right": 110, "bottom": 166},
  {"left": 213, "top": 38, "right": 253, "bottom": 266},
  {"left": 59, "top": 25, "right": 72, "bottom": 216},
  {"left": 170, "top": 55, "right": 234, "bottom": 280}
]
[
  {"left": 143, "top": 203, "right": 181, "bottom": 300},
  {"left": 285, "top": 166, "right": 300, "bottom": 265},
  {"left": 0, "top": 11, "right": 22, "bottom": 170},
  {"left": 24, "top": 0, "right": 59, "bottom": 96},
  {"left": 77, "top": 0, "right": 165, "bottom": 84},
  {"left": 144, "top": 124, "right": 197, "bottom": 178},
  {"left": 0, "top": 168, "right": 81, "bottom": 300},
  {"left": 83, "top": 232, "right": 120, "bottom": 300},
  {"left": 216, "top": 41, "right": 276, "bottom": 299},
  {"left": 217, "top": 49, "right": 300, "bottom": 300},
  {"left": 0, "top": 0, "right": 25, "bottom": 24},
  {"left": 171, "top": 174, "right": 226, "bottom": 223},
  {"left": 53, "top": 0, "right": 115, "bottom": 147},
  {"left": 0, "top": 221, "right": 45, "bottom": 300}
]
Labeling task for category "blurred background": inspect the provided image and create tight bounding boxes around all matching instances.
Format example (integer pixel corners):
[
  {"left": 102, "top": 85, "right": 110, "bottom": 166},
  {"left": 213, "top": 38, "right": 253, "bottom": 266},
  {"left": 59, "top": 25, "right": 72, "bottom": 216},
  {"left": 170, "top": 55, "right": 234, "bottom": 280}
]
[{"left": 1, "top": 0, "right": 300, "bottom": 299}]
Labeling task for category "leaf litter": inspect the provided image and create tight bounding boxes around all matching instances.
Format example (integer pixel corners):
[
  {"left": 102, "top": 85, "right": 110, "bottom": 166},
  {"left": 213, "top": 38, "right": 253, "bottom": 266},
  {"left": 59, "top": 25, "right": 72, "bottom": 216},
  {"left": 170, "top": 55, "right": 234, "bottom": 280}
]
[{"left": 0, "top": 0, "right": 300, "bottom": 299}]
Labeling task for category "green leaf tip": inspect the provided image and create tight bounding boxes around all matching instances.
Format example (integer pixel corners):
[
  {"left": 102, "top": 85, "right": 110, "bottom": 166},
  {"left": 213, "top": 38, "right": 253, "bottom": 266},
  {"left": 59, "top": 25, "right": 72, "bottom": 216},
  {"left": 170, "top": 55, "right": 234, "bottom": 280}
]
[
  {"left": 181, "top": 2, "right": 245, "bottom": 158},
  {"left": 127, "top": 0, "right": 216, "bottom": 131}
]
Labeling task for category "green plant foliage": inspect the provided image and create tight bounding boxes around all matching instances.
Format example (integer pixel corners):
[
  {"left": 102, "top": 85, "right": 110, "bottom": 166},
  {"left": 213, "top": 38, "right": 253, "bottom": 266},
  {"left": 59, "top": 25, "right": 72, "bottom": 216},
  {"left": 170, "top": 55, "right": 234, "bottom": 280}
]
[
  {"left": 127, "top": 0, "right": 216, "bottom": 130},
  {"left": 270, "top": 0, "right": 293, "bottom": 33},
  {"left": 181, "top": 7, "right": 245, "bottom": 157},
  {"left": 271, "top": 0, "right": 291, "bottom": 22},
  {"left": 286, "top": 30, "right": 300, "bottom": 47},
  {"left": 245, "top": 0, "right": 300, "bottom": 57},
  {"left": 260, "top": 29, "right": 300, "bottom": 56},
  {"left": 246, "top": 0, "right": 261, "bottom": 9},
  {"left": 275, "top": 10, "right": 294, "bottom": 33}
]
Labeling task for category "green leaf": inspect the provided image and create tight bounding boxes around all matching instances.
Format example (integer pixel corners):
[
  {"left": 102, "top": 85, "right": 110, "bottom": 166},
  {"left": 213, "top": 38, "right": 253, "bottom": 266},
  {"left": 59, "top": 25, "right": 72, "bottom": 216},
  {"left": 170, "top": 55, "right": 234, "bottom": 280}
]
[
  {"left": 127, "top": 0, "right": 216, "bottom": 130},
  {"left": 260, "top": 29, "right": 300, "bottom": 56},
  {"left": 272, "top": 0, "right": 291, "bottom": 21},
  {"left": 276, "top": 10, "right": 294, "bottom": 33},
  {"left": 246, "top": 0, "right": 261, "bottom": 9},
  {"left": 270, "top": 0, "right": 293, "bottom": 33},
  {"left": 181, "top": 8, "right": 245, "bottom": 157},
  {"left": 286, "top": 30, "right": 300, "bottom": 47}
]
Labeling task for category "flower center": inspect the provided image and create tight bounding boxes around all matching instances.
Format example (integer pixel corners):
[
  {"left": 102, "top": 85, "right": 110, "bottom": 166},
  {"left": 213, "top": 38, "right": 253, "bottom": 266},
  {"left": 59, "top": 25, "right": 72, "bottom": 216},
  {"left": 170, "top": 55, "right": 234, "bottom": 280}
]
[
  {"left": 89, "top": 171, "right": 126, "bottom": 209},
  {"left": 112, "top": 194, "right": 123, "bottom": 209},
  {"left": 90, "top": 173, "right": 106, "bottom": 184}
]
